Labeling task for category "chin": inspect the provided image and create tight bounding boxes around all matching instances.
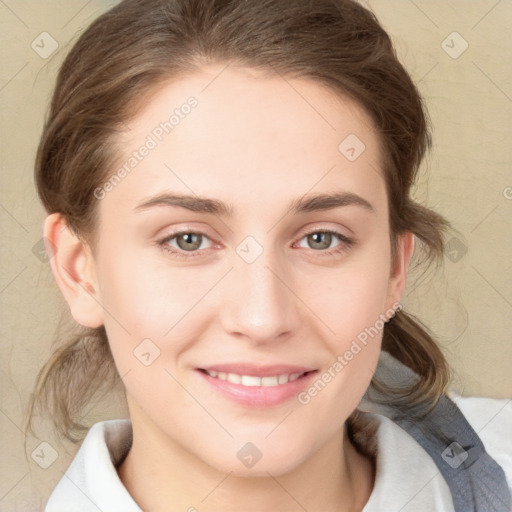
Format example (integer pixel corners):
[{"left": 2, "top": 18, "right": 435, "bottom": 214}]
[{"left": 198, "top": 438, "right": 312, "bottom": 478}]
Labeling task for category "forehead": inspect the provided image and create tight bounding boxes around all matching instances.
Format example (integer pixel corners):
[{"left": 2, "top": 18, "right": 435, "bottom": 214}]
[{"left": 104, "top": 65, "right": 386, "bottom": 217}]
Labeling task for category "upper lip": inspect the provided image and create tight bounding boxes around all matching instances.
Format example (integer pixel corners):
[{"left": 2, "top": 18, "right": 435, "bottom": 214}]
[{"left": 198, "top": 364, "right": 316, "bottom": 377}]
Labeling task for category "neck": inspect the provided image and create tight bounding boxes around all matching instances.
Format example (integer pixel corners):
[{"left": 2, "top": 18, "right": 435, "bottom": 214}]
[{"left": 118, "top": 410, "right": 374, "bottom": 512}]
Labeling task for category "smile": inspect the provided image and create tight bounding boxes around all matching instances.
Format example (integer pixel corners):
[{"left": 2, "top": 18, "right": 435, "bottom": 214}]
[
  {"left": 197, "top": 366, "right": 317, "bottom": 406},
  {"left": 202, "top": 369, "right": 307, "bottom": 387}
]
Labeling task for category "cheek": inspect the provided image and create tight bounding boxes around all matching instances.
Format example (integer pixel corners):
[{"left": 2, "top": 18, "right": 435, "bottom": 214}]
[
  {"left": 296, "top": 248, "right": 392, "bottom": 345},
  {"left": 93, "top": 243, "right": 226, "bottom": 367},
  {"left": 291, "top": 261, "right": 390, "bottom": 429},
  {"left": 96, "top": 237, "right": 212, "bottom": 323}
]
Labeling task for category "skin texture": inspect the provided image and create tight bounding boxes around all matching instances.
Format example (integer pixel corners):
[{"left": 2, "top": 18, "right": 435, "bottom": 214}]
[{"left": 45, "top": 64, "right": 414, "bottom": 511}]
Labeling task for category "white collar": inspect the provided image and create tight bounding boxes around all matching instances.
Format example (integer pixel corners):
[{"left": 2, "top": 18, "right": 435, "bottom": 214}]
[
  {"left": 46, "top": 419, "right": 141, "bottom": 511},
  {"left": 361, "top": 412, "right": 453, "bottom": 511}
]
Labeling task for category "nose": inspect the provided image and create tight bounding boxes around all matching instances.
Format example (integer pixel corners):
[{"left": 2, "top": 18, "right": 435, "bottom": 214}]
[{"left": 219, "top": 250, "right": 300, "bottom": 346}]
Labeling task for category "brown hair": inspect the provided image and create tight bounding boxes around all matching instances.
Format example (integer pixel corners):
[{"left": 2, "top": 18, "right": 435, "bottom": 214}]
[{"left": 26, "top": 0, "right": 451, "bottom": 442}]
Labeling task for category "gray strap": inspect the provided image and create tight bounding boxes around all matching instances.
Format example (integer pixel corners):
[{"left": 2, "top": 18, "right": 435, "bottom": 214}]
[
  {"left": 395, "top": 394, "right": 511, "bottom": 512},
  {"left": 360, "top": 351, "right": 511, "bottom": 511}
]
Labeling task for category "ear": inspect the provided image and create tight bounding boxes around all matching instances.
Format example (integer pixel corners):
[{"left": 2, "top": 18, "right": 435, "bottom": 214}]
[
  {"left": 43, "top": 213, "right": 104, "bottom": 328},
  {"left": 385, "top": 231, "right": 415, "bottom": 312}
]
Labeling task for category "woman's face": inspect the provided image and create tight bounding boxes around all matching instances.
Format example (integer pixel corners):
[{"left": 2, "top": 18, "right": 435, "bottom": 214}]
[{"left": 88, "top": 65, "right": 409, "bottom": 475}]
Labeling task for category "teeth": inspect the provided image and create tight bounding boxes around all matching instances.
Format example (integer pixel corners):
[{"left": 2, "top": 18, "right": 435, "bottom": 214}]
[
  {"left": 261, "top": 376, "right": 279, "bottom": 386},
  {"left": 204, "top": 370, "right": 306, "bottom": 387},
  {"left": 226, "top": 373, "right": 241, "bottom": 384},
  {"left": 278, "top": 374, "right": 289, "bottom": 384},
  {"left": 241, "top": 375, "right": 261, "bottom": 386}
]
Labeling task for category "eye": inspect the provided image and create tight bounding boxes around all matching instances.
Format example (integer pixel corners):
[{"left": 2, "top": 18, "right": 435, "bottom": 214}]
[
  {"left": 296, "top": 229, "right": 354, "bottom": 254},
  {"left": 159, "top": 231, "right": 213, "bottom": 257},
  {"left": 158, "top": 228, "right": 354, "bottom": 259}
]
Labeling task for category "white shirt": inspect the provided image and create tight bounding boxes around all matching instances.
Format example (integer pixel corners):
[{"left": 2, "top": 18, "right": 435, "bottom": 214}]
[{"left": 45, "top": 394, "right": 512, "bottom": 512}]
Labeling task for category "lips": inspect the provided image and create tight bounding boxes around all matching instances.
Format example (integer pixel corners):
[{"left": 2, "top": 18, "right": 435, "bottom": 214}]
[{"left": 196, "top": 364, "right": 317, "bottom": 406}]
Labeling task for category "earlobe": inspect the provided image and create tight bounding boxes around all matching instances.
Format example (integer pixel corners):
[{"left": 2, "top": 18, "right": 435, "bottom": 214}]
[
  {"left": 44, "top": 213, "right": 104, "bottom": 328},
  {"left": 386, "top": 231, "right": 415, "bottom": 313}
]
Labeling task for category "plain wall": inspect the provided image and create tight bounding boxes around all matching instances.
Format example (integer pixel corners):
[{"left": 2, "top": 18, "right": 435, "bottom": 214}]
[{"left": 0, "top": 0, "right": 511, "bottom": 509}]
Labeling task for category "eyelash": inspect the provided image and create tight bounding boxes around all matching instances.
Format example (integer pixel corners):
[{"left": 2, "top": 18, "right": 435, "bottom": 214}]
[{"left": 158, "top": 228, "right": 355, "bottom": 259}]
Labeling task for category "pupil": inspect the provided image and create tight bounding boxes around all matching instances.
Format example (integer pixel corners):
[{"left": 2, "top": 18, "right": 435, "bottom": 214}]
[
  {"left": 309, "top": 232, "right": 331, "bottom": 250},
  {"left": 178, "top": 233, "right": 201, "bottom": 251}
]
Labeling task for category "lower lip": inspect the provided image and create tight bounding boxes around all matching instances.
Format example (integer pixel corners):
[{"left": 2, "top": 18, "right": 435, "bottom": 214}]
[{"left": 196, "top": 370, "right": 317, "bottom": 407}]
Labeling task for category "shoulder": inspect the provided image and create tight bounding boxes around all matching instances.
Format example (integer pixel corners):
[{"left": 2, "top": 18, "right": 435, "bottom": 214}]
[
  {"left": 45, "top": 419, "right": 141, "bottom": 512},
  {"left": 448, "top": 392, "right": 512, "bottom": 491}
]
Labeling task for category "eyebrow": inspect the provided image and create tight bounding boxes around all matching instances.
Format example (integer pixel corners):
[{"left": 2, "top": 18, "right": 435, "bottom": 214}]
[{"left": 134, "top": 191, "right": 375, "bottom": 216}]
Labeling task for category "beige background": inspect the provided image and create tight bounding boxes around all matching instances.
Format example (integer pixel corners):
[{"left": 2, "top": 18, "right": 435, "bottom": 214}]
[{"left": 0, "top": 0, "right": 511, "bottom": 509}]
